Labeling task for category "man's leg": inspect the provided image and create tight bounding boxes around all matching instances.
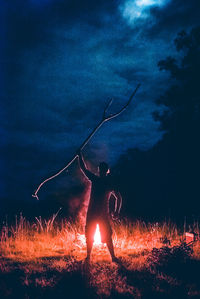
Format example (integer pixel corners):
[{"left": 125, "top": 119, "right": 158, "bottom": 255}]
[
  {"left": 86, "top": 238, "right": 93, "bottom": 262},
  {"left": 85, "top": 219, "right": 96, "bottom": 262},
  {"left": 100, "top": 219, "right": 118, "bottom": 262},
  {"left": 107, "top": 237, "right": 121, "bottom": 264},
  {"left": 106, "top": 237, "right": 116, "bottom": 260}
]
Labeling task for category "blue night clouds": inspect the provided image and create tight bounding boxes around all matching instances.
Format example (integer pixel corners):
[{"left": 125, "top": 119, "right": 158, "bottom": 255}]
[{"left": 1, "top": 0, "right": 200, "bottom": 203}]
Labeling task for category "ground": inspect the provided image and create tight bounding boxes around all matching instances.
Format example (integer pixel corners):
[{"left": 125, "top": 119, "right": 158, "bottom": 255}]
[{"left": 0, "top": 216, "right": 200, "bottom": 298}]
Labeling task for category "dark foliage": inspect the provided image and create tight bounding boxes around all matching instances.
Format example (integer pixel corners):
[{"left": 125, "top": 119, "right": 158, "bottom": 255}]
[
  {"left": 147, "top": 243, "right": 193, "bottom": 274},
  {"left": 114, "top": 26, "right": 200, "bottom": 220}
]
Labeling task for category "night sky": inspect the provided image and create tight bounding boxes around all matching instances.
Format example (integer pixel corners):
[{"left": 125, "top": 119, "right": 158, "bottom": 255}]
[{"left": 1, "top": 0, "right": 200, "bottom": 218}]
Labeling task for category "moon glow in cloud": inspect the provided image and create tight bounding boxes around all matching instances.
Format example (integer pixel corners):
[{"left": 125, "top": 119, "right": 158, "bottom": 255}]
[{"left": 120, "top": 0, "right": 170, "bottom": 23}]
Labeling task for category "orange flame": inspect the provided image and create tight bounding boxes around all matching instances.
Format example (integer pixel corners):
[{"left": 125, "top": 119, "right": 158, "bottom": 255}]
[{"left": 94, "top": 224, "right": 101, "bottom": 245}]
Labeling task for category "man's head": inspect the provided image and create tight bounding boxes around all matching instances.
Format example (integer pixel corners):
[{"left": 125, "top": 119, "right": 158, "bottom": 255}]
[{"left": 98, "top": 162, "right": 109, "bottom": 177}]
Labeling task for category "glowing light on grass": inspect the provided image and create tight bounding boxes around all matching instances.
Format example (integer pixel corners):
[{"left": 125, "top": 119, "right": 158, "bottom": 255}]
[
  {"left": 1, "top": 215, "right": 200, "bottom": 262},
  {"left": 94, "top": 224, "right": 101, "bottom": 245}
]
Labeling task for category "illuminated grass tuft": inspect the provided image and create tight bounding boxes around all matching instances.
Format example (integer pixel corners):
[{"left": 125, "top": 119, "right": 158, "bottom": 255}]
[
  {"left": 0, "top": 214, "right": 199, "bottom": 263},
  {"left": 1, "top": 214, "right": 200, "bottom": 298}
]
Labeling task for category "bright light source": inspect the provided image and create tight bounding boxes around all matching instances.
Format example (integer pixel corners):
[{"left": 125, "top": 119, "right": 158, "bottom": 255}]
[
  {"left": 136, "top": 0, "right": 166, "bottom": 7},
  {"left": 94, "top": 224, "right": 101, "bottom": 245},
  {"left": 136, "top": 0, "right": 156, "bottom": 7},
  {"left": 120, "top": 0, "right": 170, "bottom": 23}
]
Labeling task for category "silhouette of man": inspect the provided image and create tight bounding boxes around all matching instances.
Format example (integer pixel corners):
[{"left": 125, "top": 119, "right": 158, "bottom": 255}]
[{"left": 77, "top": 150, "right": 122, "bottom": 264}]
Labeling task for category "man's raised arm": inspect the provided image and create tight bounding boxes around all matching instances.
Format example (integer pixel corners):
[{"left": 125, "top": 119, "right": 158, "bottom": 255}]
[
  {"left": 77, "top": 150, "right": 87, "bottom": 174},
  {"left": 77, "top": 150, "right": 96, "bottom": 181}
]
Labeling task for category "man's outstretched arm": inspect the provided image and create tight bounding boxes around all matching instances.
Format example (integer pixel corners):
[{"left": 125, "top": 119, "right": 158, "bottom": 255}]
[
  {"left": 77, "top": 150, "right": 87, "bottom": 174},
  {"left": 77, "top": 150, "right": 96, "bottom": 181}
]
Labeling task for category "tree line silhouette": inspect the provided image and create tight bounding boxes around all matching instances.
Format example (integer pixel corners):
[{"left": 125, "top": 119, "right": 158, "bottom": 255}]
[{"left": 114, "top": 26, "right": 200, "bottom": 220}]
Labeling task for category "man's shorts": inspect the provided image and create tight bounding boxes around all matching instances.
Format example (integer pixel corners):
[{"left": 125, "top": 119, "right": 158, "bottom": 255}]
[{"left": 85, "top": 215, "right": 112, "bottom": 244}]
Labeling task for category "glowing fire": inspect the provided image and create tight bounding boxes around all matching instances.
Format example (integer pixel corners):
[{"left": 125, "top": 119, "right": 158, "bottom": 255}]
[{"left": 94, "top": 224, "right": 101, "bottom": 245}]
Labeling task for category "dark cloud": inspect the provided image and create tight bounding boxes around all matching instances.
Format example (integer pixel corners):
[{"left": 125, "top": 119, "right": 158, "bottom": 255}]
[
  {"left": 2, "top": 0, "right": 199, "bottom": 204},
  {"left": 146, "top": 0, "right": 200, "bottom": 37}
]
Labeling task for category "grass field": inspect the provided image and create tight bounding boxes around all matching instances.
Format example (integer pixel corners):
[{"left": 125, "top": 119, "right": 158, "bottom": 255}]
[{"left": 0, "top": 213, "right": 200, "bottom": 298}]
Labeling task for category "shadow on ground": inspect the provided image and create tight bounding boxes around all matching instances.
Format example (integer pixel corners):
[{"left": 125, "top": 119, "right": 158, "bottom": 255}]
[{"left": 1, "top": 245, "right": 200, "bottom": 299}]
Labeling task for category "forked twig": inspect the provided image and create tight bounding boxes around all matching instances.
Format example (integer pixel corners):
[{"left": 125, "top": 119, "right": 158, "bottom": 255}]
[
  {"left": 103, "top": 98, "right": 113, "bottom": 119},
  {"left": 32, "top": 84, "right": 141, "bottom": 200}
]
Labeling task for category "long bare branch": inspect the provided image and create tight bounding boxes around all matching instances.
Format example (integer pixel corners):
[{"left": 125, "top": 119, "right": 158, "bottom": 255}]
[
  {"left": 103, "top": 83, "right": 141, "bottom": 121},
  {"left": 32, "top": 84, "right": 141, "bottom": 200},
  {"left": 103, "top": 98, "right": 113, "bottom": 119}
]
